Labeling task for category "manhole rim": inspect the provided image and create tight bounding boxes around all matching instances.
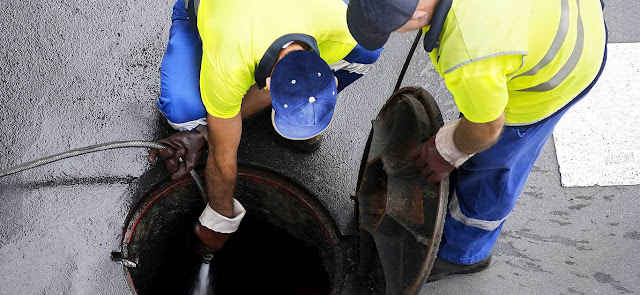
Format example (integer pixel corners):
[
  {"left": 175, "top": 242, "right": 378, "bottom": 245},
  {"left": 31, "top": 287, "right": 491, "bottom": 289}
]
[{"left": 118, "top": 164, "right": 347, "bottom": 295}]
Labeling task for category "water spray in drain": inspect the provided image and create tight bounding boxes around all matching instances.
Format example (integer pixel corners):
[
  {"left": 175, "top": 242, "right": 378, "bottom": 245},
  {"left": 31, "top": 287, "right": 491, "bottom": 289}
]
[
  {"left": 193, "top": 254, "right": 214, "bottom": 295},
  {"left": 188, "top": 165, "right": 214, "bottom": 295}
]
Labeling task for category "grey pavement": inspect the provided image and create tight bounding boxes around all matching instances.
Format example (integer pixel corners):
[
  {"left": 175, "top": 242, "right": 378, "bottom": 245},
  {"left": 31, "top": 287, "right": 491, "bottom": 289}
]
[{"left": 1, "top": 0, "right": 638, "bottom": 294}]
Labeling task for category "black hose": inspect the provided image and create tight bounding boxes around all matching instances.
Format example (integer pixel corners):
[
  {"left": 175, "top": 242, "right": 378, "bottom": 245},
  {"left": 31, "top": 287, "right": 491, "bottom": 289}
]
[
  {"left": 0, "top": 140, "right": 209, "bottom": 204},
  {"left": 189, "top": 169, "right": 208, "bottom": 204}
]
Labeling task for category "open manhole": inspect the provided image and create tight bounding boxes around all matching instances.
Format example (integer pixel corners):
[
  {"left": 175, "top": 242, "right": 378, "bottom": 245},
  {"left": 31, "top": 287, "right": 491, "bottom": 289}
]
[
  {"left": 114, "top": 87, "right": 449, "bottom": 295},
  {"left": 116, "top": 166, "right": 345, "bottom": 295}
]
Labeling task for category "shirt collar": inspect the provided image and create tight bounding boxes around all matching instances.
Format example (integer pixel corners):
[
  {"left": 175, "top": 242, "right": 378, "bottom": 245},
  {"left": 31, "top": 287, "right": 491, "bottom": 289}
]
[
  {"left": 423, "top": 0, "right": 452, "bottom": 52},
  {"left": 255, "top": 34, "right": 320, "bottom": 89}
]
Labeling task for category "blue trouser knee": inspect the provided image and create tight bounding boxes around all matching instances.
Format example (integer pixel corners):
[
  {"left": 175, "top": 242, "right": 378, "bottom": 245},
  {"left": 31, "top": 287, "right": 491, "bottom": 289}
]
[
  {"left": 158, "top": 0, "right": 205, "bottom": 131},
  {"left": 438, "top": 45, "right": 608, "bottom": 265},
  {"left": 157, "top": 0, "right": 381, "bottom": 130}
]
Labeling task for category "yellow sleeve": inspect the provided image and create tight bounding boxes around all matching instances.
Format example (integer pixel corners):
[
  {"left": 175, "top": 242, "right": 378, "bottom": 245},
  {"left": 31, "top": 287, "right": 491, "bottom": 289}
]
[
  {"left": 200, "top": 57, "right": 255, "bottom": 119},
  {"left": 443, "top": 55, "right": 521, "bottom": 123}
]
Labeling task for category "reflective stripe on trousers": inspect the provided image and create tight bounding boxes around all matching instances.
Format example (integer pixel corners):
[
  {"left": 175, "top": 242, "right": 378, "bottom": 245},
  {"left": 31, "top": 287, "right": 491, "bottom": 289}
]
[
  {"left": 437, "top": 44, "right": 607, "bottom": 265},
  {"left": 438, "top": 117, "right": 566, "bottom": 265},
  {"left": 448, "top": 191, "right": 507, "bottom": 232}
]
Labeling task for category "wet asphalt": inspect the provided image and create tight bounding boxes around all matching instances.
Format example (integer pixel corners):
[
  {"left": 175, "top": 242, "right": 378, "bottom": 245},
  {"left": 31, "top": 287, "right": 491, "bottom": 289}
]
[{"left": 1, "top": 0, "right": 639, "bottom": 294}]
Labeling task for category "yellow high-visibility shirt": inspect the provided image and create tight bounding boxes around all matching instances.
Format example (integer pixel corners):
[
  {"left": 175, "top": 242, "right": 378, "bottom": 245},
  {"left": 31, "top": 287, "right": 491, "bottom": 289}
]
[
  {"left": 197, "top": 0, "right": 357, "bottom": 118},
  {"left": 427, "top": 0, "right": 606, "bottom": 125}
]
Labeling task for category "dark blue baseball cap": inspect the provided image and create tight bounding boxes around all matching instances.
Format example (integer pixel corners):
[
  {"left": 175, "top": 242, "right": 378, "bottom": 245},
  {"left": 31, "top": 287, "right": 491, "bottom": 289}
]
[
  {"left": 347, "top": 0, "right": 419, "bottom": 50},
  {"left": 270, "top": 50, "right": 337, "bottom": 140}
]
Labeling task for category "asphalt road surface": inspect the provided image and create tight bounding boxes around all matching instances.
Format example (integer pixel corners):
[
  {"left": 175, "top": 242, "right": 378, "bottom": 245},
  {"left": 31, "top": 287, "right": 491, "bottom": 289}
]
[{"left": 0, "top": 0, "right": 638, "bottom": 294}]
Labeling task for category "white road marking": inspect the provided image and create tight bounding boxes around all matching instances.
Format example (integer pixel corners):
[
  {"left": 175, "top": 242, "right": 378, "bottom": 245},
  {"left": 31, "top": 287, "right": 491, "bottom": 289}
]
[{"left": 553, "top": 43, "right": 640, "bottom": 187}]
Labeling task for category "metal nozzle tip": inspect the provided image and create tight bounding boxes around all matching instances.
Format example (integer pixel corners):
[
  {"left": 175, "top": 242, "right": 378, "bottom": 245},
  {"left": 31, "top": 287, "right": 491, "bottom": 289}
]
[{"left": 203, "top": 254, "right": 214, "bottom": 264}]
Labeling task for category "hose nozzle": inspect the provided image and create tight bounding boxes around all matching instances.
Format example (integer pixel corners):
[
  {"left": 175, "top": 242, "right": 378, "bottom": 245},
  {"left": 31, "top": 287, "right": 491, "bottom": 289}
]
[{"left": 202, "top": 253, "right": 214, "bottom": 264}]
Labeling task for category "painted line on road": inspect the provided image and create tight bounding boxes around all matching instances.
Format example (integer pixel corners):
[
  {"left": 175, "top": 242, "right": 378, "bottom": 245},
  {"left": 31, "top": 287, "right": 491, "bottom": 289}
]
[{"left": 553, "top": 42, "right": 640, "bottom": 187}]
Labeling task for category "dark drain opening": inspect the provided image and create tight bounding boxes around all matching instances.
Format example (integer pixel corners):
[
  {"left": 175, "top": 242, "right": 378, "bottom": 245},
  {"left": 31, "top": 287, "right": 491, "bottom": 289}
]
[
  {"left": 121, "top": 166, "right": 344, "bottom": 295},
  {"left": 212, "top": 213, "right": 330, "bottom": 294}
]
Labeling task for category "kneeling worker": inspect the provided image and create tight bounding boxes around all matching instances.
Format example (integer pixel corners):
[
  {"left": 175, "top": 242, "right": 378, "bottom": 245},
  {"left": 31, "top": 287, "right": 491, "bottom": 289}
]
[{"left": 148, "top": 0, "right": 382, "bottom": 253}]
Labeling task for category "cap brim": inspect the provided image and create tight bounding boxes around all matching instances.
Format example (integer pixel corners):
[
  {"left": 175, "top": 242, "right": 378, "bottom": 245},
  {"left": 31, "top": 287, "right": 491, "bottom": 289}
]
[
  {"left": 271, "top": 108, "right": 334, "bottom": 140},
  {"left": 347, "top": 4, "right": 392, "bottom": 51}
]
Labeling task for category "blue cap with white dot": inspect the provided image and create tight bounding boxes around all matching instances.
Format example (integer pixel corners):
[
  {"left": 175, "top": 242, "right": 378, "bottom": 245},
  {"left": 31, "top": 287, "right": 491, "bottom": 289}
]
[{"left": 270, "top": 50, "right": 337, "bottom": 140}]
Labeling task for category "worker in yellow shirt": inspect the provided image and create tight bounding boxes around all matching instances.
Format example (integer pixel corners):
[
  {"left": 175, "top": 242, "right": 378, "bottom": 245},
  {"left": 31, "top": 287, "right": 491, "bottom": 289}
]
[
  {"left": 347, "top": 0, "right": 607, "bottom": 281},
  {"left": 147, "top": 0, "right": 382, "bottom": 253}
]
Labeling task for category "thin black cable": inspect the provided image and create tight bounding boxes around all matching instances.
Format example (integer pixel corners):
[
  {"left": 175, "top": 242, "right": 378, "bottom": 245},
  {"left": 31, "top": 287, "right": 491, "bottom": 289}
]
[{"left": 393, "top": 30, "right": 423, "bottom": 93}]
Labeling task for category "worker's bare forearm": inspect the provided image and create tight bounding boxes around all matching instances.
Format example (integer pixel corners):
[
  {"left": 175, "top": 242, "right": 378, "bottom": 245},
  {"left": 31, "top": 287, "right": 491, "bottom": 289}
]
[
  {"left": 454, "top": 113, "right": 505, "bottom": 155},
  {"left": 205, "top": 113, "right": 243, "bottom": 218},
  {"left": 205, "top": 151, "right": 236, "bottom": 217}
]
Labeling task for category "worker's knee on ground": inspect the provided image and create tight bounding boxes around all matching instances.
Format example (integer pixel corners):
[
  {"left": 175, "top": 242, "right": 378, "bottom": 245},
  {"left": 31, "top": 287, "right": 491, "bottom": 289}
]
[
  {"left": 158, "top": 94, "right": 206, "bottom": 130},
  {"left": 158, "top": 50, "right": 205, "bottom": 129},
  {"left": 159, "top": 13, "right": 204, "bottom": 131}
]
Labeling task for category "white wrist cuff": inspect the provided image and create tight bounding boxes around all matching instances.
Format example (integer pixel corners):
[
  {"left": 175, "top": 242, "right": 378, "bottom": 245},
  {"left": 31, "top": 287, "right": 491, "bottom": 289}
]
[
  {"left": 199, "top": 198, "right": 246, "bottom": 233},
  {"left": 435, "top": 119, "right": 475, "bottom": 168}
]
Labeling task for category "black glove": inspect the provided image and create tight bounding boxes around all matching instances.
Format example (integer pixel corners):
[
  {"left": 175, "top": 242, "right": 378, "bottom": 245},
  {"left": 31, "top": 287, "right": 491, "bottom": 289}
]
[{"left": 148, "top": 130, "right": 206, "bottom": 180}]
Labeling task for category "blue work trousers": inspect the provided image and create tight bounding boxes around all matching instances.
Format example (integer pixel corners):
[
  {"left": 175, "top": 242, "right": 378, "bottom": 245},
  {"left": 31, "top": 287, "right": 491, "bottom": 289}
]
[
  {"left": 438, "top": 46, "right": 608, "bottom": 265},
  {"left": 158, "top": 0, "right": 381, "bottom": 131}
]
